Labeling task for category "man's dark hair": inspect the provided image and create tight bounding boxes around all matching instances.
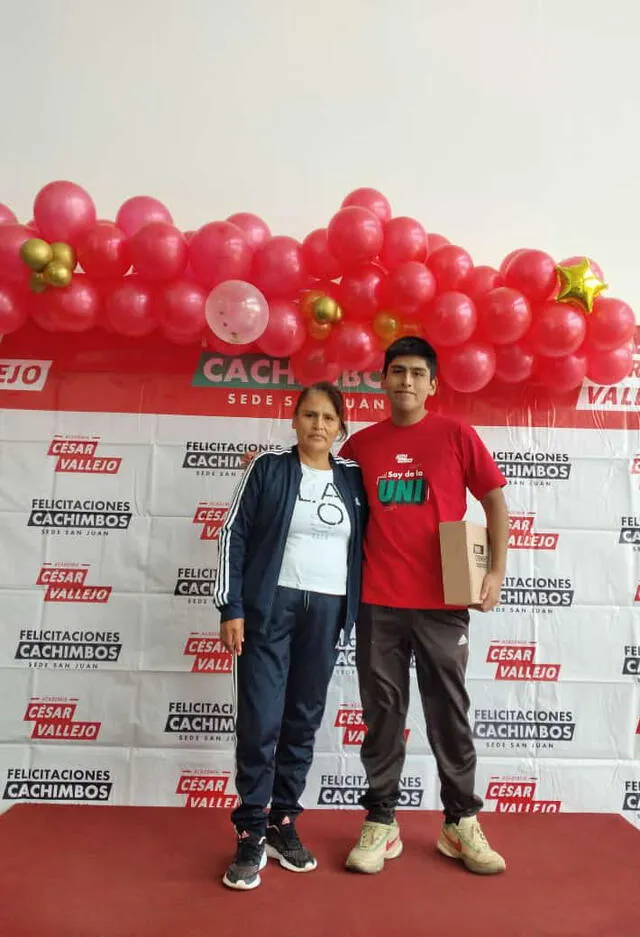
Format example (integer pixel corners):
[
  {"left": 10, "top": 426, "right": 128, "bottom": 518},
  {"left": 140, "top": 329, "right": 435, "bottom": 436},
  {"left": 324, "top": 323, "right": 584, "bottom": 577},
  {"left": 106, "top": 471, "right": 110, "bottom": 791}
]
[
  {"left": 294, "top": 381, "right": 348, "bottom": 440},
  {"left": 383, "top": 337, "right": 438, "bottom": 378}
]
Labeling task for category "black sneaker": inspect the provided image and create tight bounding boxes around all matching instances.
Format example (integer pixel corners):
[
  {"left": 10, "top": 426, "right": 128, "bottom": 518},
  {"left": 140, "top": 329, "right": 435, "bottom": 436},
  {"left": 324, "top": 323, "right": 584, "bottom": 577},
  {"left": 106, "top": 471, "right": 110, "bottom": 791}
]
[
  {"left": 222, "top": 833, "right": 267, "bottom": 890},
  {"left": 266, "top": 816, "right": 317, "bottom": 872}
]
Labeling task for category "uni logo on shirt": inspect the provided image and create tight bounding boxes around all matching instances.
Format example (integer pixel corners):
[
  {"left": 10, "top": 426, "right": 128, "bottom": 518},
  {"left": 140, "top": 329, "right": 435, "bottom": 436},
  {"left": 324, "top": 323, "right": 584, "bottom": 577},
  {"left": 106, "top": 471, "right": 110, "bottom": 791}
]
[{"left": 377, "top": 476, "right": 426, "bottom": 505}]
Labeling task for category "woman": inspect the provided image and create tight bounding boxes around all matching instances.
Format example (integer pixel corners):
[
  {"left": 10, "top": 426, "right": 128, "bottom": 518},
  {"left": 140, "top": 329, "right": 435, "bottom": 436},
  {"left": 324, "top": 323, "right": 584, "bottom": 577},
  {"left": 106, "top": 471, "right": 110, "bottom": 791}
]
[{"left": 214, "top": 382, "right": 366, "bottom": 891}]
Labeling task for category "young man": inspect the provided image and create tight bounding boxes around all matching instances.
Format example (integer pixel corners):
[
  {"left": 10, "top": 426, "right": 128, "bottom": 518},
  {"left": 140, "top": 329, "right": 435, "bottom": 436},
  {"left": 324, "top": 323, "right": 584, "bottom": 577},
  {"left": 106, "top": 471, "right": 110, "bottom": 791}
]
[{"left": 340, "top": 336, "right": 509, "bottom": 876}]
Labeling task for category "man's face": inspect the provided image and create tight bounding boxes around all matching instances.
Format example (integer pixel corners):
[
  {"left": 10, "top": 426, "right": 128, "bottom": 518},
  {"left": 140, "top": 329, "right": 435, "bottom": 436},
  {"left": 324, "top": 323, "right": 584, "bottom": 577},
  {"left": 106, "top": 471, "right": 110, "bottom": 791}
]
[{"left": 382, "top": 355, "right": 437, "bottom": 418}]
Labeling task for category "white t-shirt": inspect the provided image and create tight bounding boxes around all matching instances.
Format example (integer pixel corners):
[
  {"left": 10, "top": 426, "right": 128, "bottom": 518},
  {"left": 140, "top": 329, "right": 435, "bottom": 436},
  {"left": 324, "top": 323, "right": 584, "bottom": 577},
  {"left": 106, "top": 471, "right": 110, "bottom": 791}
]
[{"left": 277, "top": 464, "right": 352, "bottom": 595}]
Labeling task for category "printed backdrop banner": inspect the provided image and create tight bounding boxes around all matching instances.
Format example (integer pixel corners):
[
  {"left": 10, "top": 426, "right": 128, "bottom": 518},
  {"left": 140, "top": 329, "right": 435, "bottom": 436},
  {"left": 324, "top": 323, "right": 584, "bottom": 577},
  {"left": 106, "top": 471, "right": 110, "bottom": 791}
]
[{"left": 0, "top": 324, "right": 639, "bottom": 831}]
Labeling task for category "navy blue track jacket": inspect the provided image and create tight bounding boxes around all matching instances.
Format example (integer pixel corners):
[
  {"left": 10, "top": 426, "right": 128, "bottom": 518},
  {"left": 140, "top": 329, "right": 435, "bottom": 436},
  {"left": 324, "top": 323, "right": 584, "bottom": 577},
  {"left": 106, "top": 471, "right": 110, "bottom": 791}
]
[{"left": 213, "top": 446, "right": 367, "bottom": 637}]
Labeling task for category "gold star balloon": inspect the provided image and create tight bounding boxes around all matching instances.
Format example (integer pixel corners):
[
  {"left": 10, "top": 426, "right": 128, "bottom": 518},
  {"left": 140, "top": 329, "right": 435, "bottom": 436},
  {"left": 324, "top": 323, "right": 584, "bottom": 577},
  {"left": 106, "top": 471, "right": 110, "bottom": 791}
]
[{"left": 555, "top": 258, "right": 607, "bottom": 314}]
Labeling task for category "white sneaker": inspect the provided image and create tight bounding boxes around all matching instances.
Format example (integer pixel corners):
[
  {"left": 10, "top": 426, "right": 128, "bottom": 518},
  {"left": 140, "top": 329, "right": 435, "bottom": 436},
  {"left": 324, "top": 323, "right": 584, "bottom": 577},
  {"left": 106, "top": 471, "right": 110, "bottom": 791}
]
[
  {"left": 345, "top": 820, "right": 403, "bottom": 874},
  {"left": 437, "top": 816, "right": 506, "bottom": 874}
]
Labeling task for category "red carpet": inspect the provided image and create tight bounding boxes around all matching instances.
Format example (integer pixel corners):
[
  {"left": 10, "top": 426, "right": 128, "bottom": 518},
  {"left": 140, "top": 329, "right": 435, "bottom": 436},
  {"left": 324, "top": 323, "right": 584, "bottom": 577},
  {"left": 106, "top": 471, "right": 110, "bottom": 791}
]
[{"left": 0, "top": 806, "right": 638, "bottom": 937}]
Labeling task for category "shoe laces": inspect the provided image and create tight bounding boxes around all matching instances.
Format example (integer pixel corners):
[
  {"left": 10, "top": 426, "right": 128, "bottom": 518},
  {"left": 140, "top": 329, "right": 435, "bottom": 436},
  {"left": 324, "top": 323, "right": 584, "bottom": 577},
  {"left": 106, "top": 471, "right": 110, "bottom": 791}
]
[
  {"left": 236, "top": 835, "right": 265, "bottom": 865},
  {"left": 465, "top": 819, "right": 490, "bottom": 849},
  {"left": 358, "top": 822, "right": 386, "bottom": 848}
]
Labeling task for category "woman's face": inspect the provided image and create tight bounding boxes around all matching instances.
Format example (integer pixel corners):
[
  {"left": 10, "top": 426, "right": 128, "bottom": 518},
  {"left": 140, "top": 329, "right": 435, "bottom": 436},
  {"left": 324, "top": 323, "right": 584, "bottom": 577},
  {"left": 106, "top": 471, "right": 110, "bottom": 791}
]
[{"left": 292, "top": 390, "right": 342, "bottom": 456}]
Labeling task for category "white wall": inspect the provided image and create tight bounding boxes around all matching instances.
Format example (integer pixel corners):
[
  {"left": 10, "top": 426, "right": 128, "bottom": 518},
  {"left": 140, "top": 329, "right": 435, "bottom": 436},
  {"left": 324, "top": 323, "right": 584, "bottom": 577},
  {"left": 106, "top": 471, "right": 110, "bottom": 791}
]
[{"left": 1, "top": 0, "right": 638, "bottom": 317}]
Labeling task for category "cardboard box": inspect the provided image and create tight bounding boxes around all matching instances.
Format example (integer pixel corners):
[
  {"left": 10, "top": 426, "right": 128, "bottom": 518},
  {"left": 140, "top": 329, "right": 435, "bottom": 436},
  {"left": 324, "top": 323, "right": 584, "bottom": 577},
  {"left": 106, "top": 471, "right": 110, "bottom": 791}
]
[{"left": 439, "top": 521, "right": 490, "bottom": 607}]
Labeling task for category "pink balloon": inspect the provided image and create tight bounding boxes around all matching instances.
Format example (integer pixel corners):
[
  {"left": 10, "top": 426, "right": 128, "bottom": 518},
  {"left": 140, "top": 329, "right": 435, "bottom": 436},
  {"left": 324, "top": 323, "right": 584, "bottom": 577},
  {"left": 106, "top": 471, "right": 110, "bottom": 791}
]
[
  {"left": 226, "top": 213, "right": 271, "bottom": 251},
  {"left": 560, "top": 256, "right": 604, "bottom": 281},
  {"left": 45, "top": 274, "right": 101, "bottom": 332},
  {"left": 251, "top": 236, "right": 307, "bottom": 298},
  {"left": 302, "top": 228, "right": 343, "bottom": 280},
  {"left": 0, "top": 203, "right": 17, "bottom": 225},
  {"left": 423, "top": 291, "right": 477, "bottom": 347},
  {"left": 205, "top": 280, "right": 269, "bottom": 344},
  {"left": 536, "top": 352, "right": 587, "bottom": 391},
  {"left": 386, "top": 262, "right": 436, "bottom": 316},
  {"left": 585, "top": 296, "right": 636, "bottom": 351},
  {"left": 528, "top": 301, "right": 586, "bottom": 357},
  {"left": 257, "top": 300, "right": 306, "bottom": 357},
  {"left": 130, "top": 222, "right": 188, "bottom": 281},
  {"left": 0, "top": 283, "right": 29, "bottom": 333},
  {"left": 339, "top": 263, "right": 386, "bottom": 320},
  {"left": 341, "top": 188, "right": 392, "bottom": 224},
  {"left": 440, "top": 342, "right": 496, "bottom": 392},
  {"left": 189, "top": 222, "right": 253, "bottom": 289},
  {"left": 426, "top": 233, "right": 450, "bottom": 254},
  {"left": 157, "top": 279, "right": 207, "bottom": 342},
  {"left": 477, "top": 288, "right": 532, "bottom": 345},
  {"left": 116, "top": 196, "right": 173, "bottom": 238},
  {"left": 33, "top": 181, "right": 97, "bottom": 244},
  {"left": 0, "top": 224, "right": 33, "bottom": 282},
  {"left": 327, "top": 207, "right": 383, "bottom": 267},
  {"left": 504, "top": 249, "right": 557, "bottom": 301},
  {"left": 586, "top": 345, "right": 633, "bottom": 384},
  {"left": 77, "top": 222, "right": 131, "bottom": 279},
  {"left": 380, "top": 217, "right": 427, "bottom": 269},
  {"left": 291, "top": 341, "right": 341, "bottom": 386},
  {"left": 463, "top": 266, "right": 503, "bottom": 301},
  {"left": 105, "top": 277, "right": 158, "bottom": 337},
  {"left": 427, "top": 245, "right": 474, "bottom": 292},
  {"left": 326, "top": 322, "right": 377, "bottom": 371},
  {"left": 494, "top": 342, "right": 535, "bottom": 383}
]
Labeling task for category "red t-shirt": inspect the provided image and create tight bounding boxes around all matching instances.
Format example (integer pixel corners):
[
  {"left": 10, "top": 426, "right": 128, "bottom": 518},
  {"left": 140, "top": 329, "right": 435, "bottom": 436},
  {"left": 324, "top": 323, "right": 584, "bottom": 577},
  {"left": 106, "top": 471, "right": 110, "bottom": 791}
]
[{"left": 340, "top": 413, "right": 506, "bottom": 609}]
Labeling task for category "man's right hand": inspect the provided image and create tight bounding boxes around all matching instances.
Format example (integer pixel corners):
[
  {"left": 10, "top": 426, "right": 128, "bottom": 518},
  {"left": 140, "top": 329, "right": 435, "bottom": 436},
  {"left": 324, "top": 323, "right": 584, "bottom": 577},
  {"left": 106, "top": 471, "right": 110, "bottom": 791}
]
[
  {"left": 221, "top": 618, "right": 245, "bottom": 655},
  {"left": 240, "top": 452, "right": 256, "bottom": 469}
]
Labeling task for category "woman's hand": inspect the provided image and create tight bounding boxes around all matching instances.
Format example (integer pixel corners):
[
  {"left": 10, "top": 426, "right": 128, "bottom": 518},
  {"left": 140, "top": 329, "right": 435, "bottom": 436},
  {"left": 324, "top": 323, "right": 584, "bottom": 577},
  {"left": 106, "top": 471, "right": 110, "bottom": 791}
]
[
  {"left": 221, "top": 618, "right": 245, "bottom": 655},
  {"left": 240, "top": 452, "right": 256, "bottom": 469}
]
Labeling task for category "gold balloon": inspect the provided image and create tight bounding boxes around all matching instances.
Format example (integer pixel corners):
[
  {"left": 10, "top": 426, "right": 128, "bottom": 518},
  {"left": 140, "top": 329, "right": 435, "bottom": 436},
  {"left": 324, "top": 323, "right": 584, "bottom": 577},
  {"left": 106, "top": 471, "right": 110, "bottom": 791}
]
[
  {"left": 300, "top": 290, "right": 324, "bottom": 319},
  {"left": 43, "top": 261, "right": 73, "bottom": 288},
  {"left": 20, "top": 238, "right": 53, "bottom": 272},
  {"left": 333, "top": 307, "right": 343, "bottom": 322},
  {"left": 312, "top": 295, "right": 341, "bottom": 324},
  {"left": 308, "top": 320, "right": 332, "bottom": 340},
  {"left": 29, "top": 272, "right": 47, "bottom": 294},
  {"left": 556, "top": 259, "right": 607, "bottom": 314},
  {"left": 50, "top": 242, "right": 77, "bottom": 270},
  {"left": 373, "top": 310, "right": 400, "bottom": 342}
]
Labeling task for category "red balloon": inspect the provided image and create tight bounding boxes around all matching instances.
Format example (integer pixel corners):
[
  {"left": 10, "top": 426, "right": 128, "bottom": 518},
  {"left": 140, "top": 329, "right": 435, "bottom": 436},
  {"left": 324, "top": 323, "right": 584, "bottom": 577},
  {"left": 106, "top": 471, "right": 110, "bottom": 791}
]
[
  {"left": 586, "top": 345, "right": 634, "bottom": 385},
  {"left": 326, "top": 322, "right": 377, "bottom": 371},
  {"left": 189, "top": 222, "right": 252, "bottom": 289},
  {"left": 105, "top": 277, "right": 158, "bottom": 337},
  {"left": 477, "top": 288, "right": 532, "bottom": 345},
  {"left": 226, "top": 213, "right": 271, "bottom": 251},
  {"left": 33, "top": 180, "right": 97, "bottom": 244},
  {"left": 205, "top": 333, "right": 258, "bottom": 354},
  {"left": 130, "top": 222, "right": 187, "bottom": 281},
  {"left": 463, "top": 266, "right": 503, "bottom": 301},
  {"left": 116, "top": 196, "right": 173, "bottom": 238},
  {"left": 25, "top": 219, "right": 40, "bottom": 234},
  {"left": 257, "top": 300, "right": 306, "bottom": 357},
  {"left": 251, "top": 236, "right": 306, "bottom": 299},
  {"left": 528, "top": 301, "right": 586, "bottom": 357},
  {"left": 427, "top": 245, "right": 473, "bottom": 292},
  {"left": 291, "top": 341, "right": 341, "bottom": 386},
  {"left": 0, "top": 203, "right": 17, "bottom": 225},
  {"left": 499, "top": 248, "right": 530, "bottom": 277},
  {"left": 341, "top": 188, "right": 392, "bottom": 224},
  {"left": 536, "top": 352, "right": 587, "bottom": 391},
  {"left": 366, "top": 346, "right": 385, "bottom": 373},
  {"left": 157, "top": 279, "right": 207, "bottom": 342},
  {"left": 494, "top": 342, "right": 535, "bottom": 383},
  {"left": 423, "top": 292, "right": 477, "bottom": 347},
  {"left": 0, "top": 283, "right": 29, "bottom": 333},
  {"left": 42, "top": 275, "right": 101, "bottom": 332},
  {"left": 585, "top": 296, "right": 636, "bottom": 351},
  {"left": 302, "top": 229, "right": 343, "bottom": 280},
  {"left": 380, "top": 217, "right": 427, "bottom": 269},
  {"left": 327, "top": 207, "right": 383, "bottom": 268},
  {"left": 0, "top": 224, "right": 32, "bottom": 282},
  {"left": 77, "top": 222, "right": 131, "bottom": 279},
  {"left": 560, "top": 255, "right": 604, "bottom": 281},
  {"left": 426, "top": 233, "right": 450, "bottom": 254},
  {"left": 504, "top": 249, "right": 557, "bottom": 301},
  {"left": 339, "top": 263, "right": 386, "bottom": 320},
  {"left": 440, "top": 342, "right": 496, "bottom": 393},
  {"left": 386, "top": 262, "right": 436, "bottom": 316},
  {"left": 183, "top": 230, "right": 196, "bottom": 242}
]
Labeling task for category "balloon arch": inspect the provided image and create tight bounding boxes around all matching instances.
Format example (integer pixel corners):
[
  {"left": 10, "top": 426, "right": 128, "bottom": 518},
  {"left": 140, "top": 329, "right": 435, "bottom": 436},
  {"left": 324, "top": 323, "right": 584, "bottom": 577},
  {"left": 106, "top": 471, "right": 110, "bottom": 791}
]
[{"left": 0, "top": 182, "right": 635, "bottom": 393}]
